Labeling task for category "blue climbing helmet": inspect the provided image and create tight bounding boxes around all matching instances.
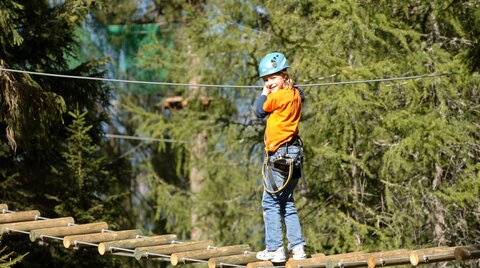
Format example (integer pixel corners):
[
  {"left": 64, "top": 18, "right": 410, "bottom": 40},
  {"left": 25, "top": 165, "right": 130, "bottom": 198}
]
[{"left": 258, "top": 52, "right": 290, "bottom": 78}]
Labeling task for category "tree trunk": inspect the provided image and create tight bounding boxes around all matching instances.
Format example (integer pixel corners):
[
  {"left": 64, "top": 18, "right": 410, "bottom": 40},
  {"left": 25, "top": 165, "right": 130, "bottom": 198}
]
[{"left": 188, "top": 56, "right": 208, "bottom": 240}]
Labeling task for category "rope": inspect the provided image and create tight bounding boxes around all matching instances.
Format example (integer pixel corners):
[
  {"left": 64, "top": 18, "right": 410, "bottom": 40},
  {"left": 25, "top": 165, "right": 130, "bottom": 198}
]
[
  {"left": 262, "top": 154, "right": 295, "bottom": 194},
  {"left": 219, "top": 263, "right": 248, "bottom": 268},
  {"left": 0, "top": 67, "right": 259, "bottom": 89},
  {"left": 0, "top": 67, "right": 456, "bottom": 88},
  {"left": 105, "top": 133, "right": 183, "bottom": 143},
  {"left": 299, "top": 72, "right": 457, "bottom": 87}
]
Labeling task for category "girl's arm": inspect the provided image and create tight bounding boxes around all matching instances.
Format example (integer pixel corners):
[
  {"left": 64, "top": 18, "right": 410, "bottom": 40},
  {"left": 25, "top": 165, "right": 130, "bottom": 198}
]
[
  {"left": 254, "top": 86, "right": 271, "bottom": 118},
  {"left": 254, "top": 94, "right": 269, "bottom": 118},
  {"left": 295, "top": 85, "right": 305, "bottom": 102}
]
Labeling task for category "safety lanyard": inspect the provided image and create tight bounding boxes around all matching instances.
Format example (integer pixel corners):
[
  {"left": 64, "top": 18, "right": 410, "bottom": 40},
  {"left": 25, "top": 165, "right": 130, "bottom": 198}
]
[{"left": 261, "top": 148, "right": 295, "bottom": 194}]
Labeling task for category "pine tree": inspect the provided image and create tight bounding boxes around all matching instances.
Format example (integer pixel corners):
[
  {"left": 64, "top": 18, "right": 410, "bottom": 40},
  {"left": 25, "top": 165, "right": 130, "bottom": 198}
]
[
  {"left": 0, "top": 0, "right": 127, "bottom": 266},
  {"left": 44, "top": 107, "right": 126, "bottom": 267},
  {"left": 55, "top": 108, "right": 108, "bottom": 221}
]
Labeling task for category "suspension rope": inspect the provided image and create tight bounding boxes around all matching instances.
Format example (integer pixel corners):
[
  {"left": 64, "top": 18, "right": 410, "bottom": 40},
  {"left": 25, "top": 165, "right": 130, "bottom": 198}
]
[
  {"left": 0, "top": 67, "right": 456, "bottom": 88},
  {"left": 105, "top": 133, "right": 183, "bottom": 143},
  {"left": 299, "top": 72, "right": 457, "bottom": 87},
  {"left": 0, "top": 67, "right": 259, "bottom": 88},
  {"left": 0, "top": 68, "right": 458, "bottom": 144}
]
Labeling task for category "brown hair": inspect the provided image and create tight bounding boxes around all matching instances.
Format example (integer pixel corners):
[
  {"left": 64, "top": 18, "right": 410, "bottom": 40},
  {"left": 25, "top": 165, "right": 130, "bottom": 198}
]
[{"left": 280, "top": 70, "right": 294, "bottom": 89}]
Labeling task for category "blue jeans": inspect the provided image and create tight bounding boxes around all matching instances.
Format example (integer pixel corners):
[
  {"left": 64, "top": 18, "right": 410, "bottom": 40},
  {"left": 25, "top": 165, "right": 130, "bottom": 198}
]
[{"left": 262, "top": 144, "right": 305, "bottom": 250}]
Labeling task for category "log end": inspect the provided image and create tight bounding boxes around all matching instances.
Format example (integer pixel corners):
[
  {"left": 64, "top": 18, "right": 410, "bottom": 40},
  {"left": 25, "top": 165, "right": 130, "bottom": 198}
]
[
  {"left": 454, "top": 247, "right": 468, "bottom": 261},
  {"left": 29, "top": 231, "right": 38, "bottom": 242},
  {"left": 63, "top": 238, "right": 72, "bottom": 248},
  {"left": 410, "top": 252, "right": 420, "bottom": 266},
  {"left": 367, "top": 257, "right": 376, "bottom": 268},
  {"left": 285, "top": 259, "right": 295, "bottom": 268},
  {"left": 98, "top": 243, "right": 107, "bottom": 255},
  {"left": 207, "top": 258, "right": 217, "bottom": 268},
  {"left": 170, "top": 254, "right": 180, "bottom": 266},
  {"left": 134, "top": 249, "right": 145, "bottom": 261},
  {"left": 0, "top": 227, "right": 9, "bottom": 235}
]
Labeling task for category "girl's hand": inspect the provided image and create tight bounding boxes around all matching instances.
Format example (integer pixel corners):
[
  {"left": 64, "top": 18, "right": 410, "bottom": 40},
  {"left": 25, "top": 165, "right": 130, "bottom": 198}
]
[{"left": 261, "top": 85, "right": 270, "bottom": 96}]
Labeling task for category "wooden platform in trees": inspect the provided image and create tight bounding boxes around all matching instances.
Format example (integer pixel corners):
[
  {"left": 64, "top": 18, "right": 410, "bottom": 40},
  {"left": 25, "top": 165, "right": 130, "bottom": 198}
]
[{"left": 1, "top": 203, "right": 479, "bottom": 267}]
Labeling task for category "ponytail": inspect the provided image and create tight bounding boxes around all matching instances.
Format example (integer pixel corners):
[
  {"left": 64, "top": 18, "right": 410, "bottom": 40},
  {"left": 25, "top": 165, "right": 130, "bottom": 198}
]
[{"left": 280, "top": 70, "right": 294, "bottom": 89}]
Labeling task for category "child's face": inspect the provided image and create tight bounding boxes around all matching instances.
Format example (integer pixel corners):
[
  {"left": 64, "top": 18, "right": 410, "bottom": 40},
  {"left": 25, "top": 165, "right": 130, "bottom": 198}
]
[{"left": 262, "top": 73, "right": 286, "bottom": 93}]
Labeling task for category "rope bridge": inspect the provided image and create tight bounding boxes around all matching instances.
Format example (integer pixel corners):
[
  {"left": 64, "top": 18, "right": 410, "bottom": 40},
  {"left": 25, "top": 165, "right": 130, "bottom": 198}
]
[{"left": 1, "top": 204, "right": 479, "bottom": 268}]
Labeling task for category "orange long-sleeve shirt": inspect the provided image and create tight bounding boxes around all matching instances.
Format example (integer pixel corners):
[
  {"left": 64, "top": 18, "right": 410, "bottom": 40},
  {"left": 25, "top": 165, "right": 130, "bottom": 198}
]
[{"left": 261, "top": 87, "right": 302, "bottom": 152}]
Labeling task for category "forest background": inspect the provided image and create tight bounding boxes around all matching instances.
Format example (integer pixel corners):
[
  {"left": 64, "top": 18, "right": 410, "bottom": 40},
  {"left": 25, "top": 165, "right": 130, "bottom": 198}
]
[{"left": 1, "top": 0, "right": 479, "bottom": 267}]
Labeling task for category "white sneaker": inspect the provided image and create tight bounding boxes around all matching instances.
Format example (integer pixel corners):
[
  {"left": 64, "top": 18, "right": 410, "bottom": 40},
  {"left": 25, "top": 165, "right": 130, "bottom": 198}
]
[
  {"left": 291, "top": 245, "right": 307, "bottom": 260},
  {"left": 256, "top": 247, "right": 286, "bottom": 263}
]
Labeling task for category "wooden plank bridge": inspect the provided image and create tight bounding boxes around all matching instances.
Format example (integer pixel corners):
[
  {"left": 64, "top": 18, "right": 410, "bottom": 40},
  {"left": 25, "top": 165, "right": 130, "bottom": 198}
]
[{"left": 1, "top": 203, "right": 479, "bottom": 267}]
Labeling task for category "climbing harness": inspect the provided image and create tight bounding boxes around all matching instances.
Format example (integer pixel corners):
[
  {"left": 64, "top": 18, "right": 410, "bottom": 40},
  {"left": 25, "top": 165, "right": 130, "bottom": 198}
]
[{"left": 261, "top": 137, "right": 305, "bottom": 194}]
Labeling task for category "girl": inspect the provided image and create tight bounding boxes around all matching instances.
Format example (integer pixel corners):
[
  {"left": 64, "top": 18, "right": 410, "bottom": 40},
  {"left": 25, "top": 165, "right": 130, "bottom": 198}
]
[{"left": 253, "top": 52, "right": 307, "bottom": 262}]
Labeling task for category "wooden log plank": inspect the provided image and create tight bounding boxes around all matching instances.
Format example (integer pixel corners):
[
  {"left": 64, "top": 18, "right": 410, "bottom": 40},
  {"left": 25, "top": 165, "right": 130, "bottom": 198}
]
[
  {"left": 290, "top": 257, "right": 368, "bottom": 268},
  {"left": 311, "top": 252, "right": 359, "bottom": 259},
  {"left": 30, "top": 222, "right": 108, "bottom": 242},
  {"left": 287, "top": 249, "right": 409, "bottom": 268},
  {"left": 409, "top": 246, "right": 455, "bottom": 266},
  {"left": 286, "top": 256, "right": 331, "bottom": 268},
  {"left": 134, "top": 240, "right": 214, "bottom": 260},
  {"left": 208, "top": 252, "right": 258, "bottom": 268},
  {"left": 310, "top": 252, "right": 327, "bottom": 258},
  {"left": 324, "top": 252, "right": 369, "bottom": 268},
  {"left": 366, "top": 249, "right": 410, "bottom": 268},
  {"left": 0, "top": 204, "right": 8, "bottom": 211},
  {"left": 287, "top": 254, "right": 369, "bottom": 268},
  {"left": 340, "top": 259, "right": 370, "bottom": 267},
  {"left": 0, "top": 217, "right": 75, "bottom": 234},
  {"left": 0, "top": 210, "right": 41, "bottom": 224},
  {"left": 63, "top": 229, "right": 142, "bottom": 248},
  {"left": 170, "top": 244, "right": 251, "bottom": 266},
  {"left": 246, "top": 261, "right": 274, "bottom": 268},
  {"left": 454, "top": 245, "right": 480, "bottom": 261},
  {"left": 309, "top": 251, "right": 365, "bottom": 264},
  {"left": 368, "top": 255, "right": 410, "bottom": 267},
  {"left": 98, "top": 234, "right": 177, "bottom": 255}
]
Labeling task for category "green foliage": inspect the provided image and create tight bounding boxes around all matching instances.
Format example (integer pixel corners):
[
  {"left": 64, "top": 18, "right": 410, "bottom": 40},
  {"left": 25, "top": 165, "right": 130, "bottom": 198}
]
[
  {"left": 43, "top": 107, "right": 130, "bottom": 267},
  {"left": 0, "top": 1, "right": 23, "bottom": 53},
  {"left": 0, "top": 245, "right": 25, "bottom": 267},
  {"left": 51, "top": 107, "right": 114, "bottom": 223},
  {"left": 127, "top": 0, "right": 480, "bottom": 259},
  {"left": 1, "top": 0, "right": 479, "bottom": 267},
  {"left": 0, "top": 0, "right": 130, "bottom": 267}
]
